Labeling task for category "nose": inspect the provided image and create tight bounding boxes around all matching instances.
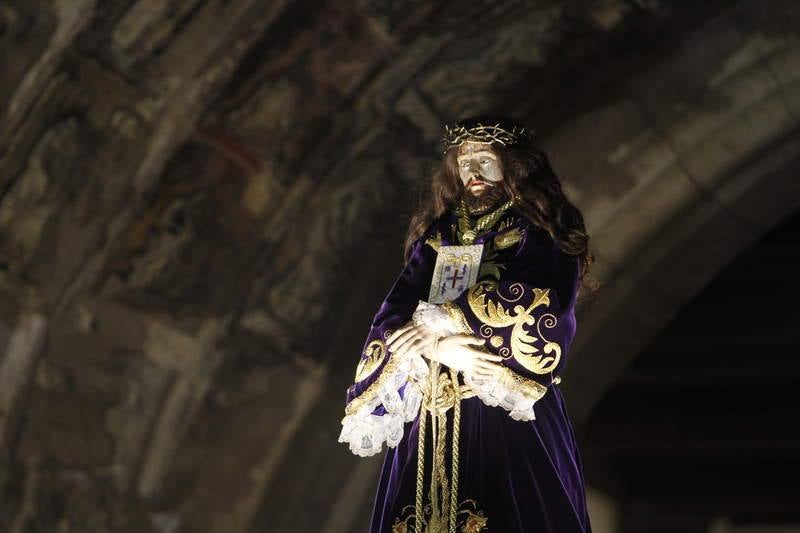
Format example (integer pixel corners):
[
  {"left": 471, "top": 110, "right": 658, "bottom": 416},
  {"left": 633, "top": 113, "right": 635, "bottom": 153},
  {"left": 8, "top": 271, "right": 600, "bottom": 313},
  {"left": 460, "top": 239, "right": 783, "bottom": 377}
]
[{"left": 467, "top": 161, "right": 481, "bottom": 180}]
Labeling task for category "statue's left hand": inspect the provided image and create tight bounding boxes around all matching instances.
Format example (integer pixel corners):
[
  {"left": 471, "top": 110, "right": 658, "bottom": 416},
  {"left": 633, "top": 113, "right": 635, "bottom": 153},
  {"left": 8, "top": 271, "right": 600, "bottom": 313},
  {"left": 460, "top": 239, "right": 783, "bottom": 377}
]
[{"left": 386, "top": 321, "right": 437, "bottom": 359}]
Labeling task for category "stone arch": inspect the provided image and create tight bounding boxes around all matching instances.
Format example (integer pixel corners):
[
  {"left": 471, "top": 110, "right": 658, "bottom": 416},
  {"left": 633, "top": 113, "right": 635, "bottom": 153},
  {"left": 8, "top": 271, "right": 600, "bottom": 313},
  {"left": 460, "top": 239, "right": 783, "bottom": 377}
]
[{"left": 558, "top": 24, "right": 800, "bottom": 423}]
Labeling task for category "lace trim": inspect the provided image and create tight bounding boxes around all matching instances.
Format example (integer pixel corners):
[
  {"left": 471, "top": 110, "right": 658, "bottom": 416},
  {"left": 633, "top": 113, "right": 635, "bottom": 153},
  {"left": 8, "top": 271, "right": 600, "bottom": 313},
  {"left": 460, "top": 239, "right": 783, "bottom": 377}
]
[
  {"left": 339, "top": 351, "right": 429, "bottom": 457},
  {"left": 463, "top": 366, "right": 548, "bottom": 421},
  {"left": 412, "top": 300, "right": 462, "bottom": 335}
]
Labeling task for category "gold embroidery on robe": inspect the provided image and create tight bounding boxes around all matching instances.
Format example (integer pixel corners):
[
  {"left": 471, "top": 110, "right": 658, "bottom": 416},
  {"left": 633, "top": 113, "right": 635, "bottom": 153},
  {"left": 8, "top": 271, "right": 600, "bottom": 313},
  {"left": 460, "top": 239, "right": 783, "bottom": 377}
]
[
  {"left": 494, "top": 226, "right": 522, "bottom": 249},
  {"left": 466, "top": 281, "right": 562, "bottom": 375},
  {"left": 497, "top": 366, "right": 548, "bottom": 401},
  {"left": 345, "top": 351, "right": 402, "bottom": 416},
  {"left": 354, "top": 339, "right": 386, "bottom": 382},
  {"left": 425, "top": 231, "right": 443, "bottom": 253},
  {"left": 392, "top": 499, "right": 488, "bottom": 533}
]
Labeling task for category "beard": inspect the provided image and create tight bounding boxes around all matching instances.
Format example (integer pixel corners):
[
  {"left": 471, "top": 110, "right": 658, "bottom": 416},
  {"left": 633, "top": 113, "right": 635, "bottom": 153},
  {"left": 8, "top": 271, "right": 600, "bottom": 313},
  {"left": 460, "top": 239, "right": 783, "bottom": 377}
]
[{"left": 462, "top": 181, "right": 508, "bottom": 215}]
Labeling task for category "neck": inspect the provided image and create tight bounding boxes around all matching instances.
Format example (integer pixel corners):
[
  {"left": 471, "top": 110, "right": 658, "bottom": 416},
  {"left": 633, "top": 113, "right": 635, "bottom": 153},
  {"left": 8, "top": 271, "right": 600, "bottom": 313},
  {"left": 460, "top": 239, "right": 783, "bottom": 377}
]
[{"left": 462, "top": 187, "right": 508, "bottom": 215}]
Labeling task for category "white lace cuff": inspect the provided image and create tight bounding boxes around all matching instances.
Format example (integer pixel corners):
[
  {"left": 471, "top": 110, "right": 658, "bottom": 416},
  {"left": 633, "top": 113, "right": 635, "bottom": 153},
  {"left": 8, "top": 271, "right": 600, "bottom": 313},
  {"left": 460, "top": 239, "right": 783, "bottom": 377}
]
[
  {"left": 411, "top": 300, "right": 461, "bottom": 336},
  {"left": 462, "top": 367, "right": 548, "bottom": 422},
  {"left": 338, "top": 350, "right": 429, "bottom": 457}
]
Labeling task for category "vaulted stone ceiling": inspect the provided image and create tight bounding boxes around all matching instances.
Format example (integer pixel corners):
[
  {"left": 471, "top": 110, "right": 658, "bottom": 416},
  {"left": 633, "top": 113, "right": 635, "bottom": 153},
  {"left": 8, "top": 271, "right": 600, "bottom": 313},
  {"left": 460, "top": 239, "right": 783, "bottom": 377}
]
[{"left": 0, "top": 1, "right": 798, "bottom": 532}]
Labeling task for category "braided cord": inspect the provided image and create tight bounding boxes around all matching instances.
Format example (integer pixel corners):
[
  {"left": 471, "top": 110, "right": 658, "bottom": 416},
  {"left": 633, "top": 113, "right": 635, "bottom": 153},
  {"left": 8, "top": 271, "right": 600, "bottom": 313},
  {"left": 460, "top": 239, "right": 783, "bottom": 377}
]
[
  {"left": 415, "top": 384, "right": 427, "bottom": 533},
  {"left": 429, "top": 362, "right": 440, "bottom": 521},
  {"left": 457, "top": 196, "right": 517, "bottom": 244},
  {"left": 448, "top": 367, "right": 461, "bottom": 533}
]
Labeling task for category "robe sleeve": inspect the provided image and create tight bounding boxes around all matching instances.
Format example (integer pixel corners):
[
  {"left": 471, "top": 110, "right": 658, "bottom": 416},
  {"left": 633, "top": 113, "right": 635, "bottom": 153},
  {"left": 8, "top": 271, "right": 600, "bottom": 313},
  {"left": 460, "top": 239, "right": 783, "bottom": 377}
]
[
  {"left": 337, "top": 230, "right": 437, "bottom": 457},
  {"left": 430, "top": 223, "right": 580, "bottom": 422}
]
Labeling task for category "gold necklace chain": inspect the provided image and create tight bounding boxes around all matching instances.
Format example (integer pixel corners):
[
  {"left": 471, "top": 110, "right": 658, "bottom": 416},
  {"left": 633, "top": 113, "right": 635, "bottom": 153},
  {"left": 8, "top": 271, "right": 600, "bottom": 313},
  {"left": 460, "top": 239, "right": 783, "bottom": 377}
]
[{"left": 456, "top": 194, "right": 518, "bottom": 245}]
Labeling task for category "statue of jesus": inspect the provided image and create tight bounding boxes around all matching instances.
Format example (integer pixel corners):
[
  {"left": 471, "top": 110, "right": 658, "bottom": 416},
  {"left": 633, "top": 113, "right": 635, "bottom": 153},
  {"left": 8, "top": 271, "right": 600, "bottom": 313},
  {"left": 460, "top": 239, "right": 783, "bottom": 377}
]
[{"left": 339, "top": 116, "right": 594, "bottom": 533}]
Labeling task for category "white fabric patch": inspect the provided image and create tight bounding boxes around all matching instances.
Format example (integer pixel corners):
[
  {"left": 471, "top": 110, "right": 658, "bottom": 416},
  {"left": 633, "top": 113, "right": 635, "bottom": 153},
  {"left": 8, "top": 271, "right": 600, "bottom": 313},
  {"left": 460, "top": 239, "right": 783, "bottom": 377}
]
[{"left": 427, "top": 244, "right": 484, "bottom": 304}]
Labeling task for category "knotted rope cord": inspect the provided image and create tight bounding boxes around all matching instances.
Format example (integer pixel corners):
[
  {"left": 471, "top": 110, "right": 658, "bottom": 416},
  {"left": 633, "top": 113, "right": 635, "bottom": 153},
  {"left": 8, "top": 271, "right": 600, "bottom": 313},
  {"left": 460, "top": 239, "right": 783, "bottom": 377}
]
[
  {"left": 456, "top": 195, "right": 518, "bottom": 245},
  {"left": 448, "top": 366, "right": 461, "bottom": 533},
  {"left": 414, "top": 335, "right": 467, "bottom": 533},
  {"left": 414, "top": 392, "right": 427, "bottom": 533},
  {"left": 436, "top": 405, "right": 449, "bottom": 529},
  {"left": 429, "top": 360, "right": 441, "bottom": 524}
]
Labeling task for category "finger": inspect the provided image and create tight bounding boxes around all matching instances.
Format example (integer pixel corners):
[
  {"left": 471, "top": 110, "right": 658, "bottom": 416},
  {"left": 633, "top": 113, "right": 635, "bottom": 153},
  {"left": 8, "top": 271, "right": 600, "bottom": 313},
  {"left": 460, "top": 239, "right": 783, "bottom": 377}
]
[
  {"left": 386, "top": 325, "right": 414, "bottom": 345},
  {"left": 472, "top": 361, "right": 494, "bottom": 373},
  {"left": 388, "top": 329, "right": 420, "bottom": 351},
  {"left": 394, "top": 330, "right": 422, "bottom": 351},
  {"left": 471, "top": 365, "right": 494, "bottom": 376},
  {"left": 462, "top": 347, "right": 501, "bottom": 361},
  {"left": 473, "top": 360, "right": 502, "bottom": 373},
  {"left": 392, "top": 334, "right": 423, "bottom": 356},
  {"left": 453, "top": 335, "right": 485, "bottom": 346},
  {"left": 470, "top": 366, "right": 495, "bottom": 379}
]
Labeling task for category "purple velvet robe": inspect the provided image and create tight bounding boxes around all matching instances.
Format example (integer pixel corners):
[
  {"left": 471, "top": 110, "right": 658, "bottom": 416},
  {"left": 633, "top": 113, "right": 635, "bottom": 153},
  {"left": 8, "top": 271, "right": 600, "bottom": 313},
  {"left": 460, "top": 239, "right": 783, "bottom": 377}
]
[{"left": 342, "top": 207, "right": 592, "bottom": 533}]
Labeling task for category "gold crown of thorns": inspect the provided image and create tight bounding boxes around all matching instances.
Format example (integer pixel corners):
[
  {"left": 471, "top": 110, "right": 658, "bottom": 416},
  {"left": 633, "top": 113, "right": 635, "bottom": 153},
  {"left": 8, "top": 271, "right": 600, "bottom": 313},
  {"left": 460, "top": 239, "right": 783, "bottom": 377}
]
[{"left": 441, "top": 121, "right": 532, "bottom": 154}]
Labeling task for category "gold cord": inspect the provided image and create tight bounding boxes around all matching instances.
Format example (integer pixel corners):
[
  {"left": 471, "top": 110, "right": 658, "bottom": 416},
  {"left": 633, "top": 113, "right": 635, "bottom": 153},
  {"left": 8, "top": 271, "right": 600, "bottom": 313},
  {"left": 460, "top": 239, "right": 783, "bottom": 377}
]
[
  {"left": 413, "top": 359, "right": 468, "bottom": 532},
  {"left": 448, "top": 367, "right": 461, "bottom": 533},
  {"left": 429, "top": 361, "right": 441, "bottom": 524},
  {"left": 456, "top": 195, "right": 518, "bottom": 245},
  {"left": 415, "top": 395, "right": 427, "bottom": 533}
]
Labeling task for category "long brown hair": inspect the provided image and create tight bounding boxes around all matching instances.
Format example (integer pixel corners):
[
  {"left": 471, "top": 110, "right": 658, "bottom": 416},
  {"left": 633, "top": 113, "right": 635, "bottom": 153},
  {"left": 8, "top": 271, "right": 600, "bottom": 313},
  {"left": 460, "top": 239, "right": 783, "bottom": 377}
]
[{"left": 404, "top": 140, "right": 598, "bottom": 295}]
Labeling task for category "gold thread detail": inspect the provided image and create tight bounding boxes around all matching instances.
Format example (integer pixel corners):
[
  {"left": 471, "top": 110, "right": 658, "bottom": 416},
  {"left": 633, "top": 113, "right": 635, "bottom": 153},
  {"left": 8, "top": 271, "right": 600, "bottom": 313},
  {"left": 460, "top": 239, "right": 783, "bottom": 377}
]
[
  {"left": 414, "top": 394, "right": 426, "bottom": 533},
  {"left": 397, "top": 363, "right": 485, "bottom": 533},
  {"left": 494, "top": 227, "right": 522, "bottom": 249},
  {"left": 425, "top": 231, "right": 443, "bottom": 252},
  {"left": 498, "top": 366, "right": 548, "bottom": 401},
  {"left": 345, "top": 352, "right": 402, "bottom": 416},
  {"left": 455, "top": 196, "right": 517, "bottom": 245},
  {"left": 354, "top": 339, "right": 386, "bottom": 382},
  {"left": 440, "top": 302, "right": 473, "bottom": 335},
  {"left": 449, "top": 367, "right": 461, "bottom": 533},
  {"left": 466, "top": 281, "right": 562, "bottom": 375}
]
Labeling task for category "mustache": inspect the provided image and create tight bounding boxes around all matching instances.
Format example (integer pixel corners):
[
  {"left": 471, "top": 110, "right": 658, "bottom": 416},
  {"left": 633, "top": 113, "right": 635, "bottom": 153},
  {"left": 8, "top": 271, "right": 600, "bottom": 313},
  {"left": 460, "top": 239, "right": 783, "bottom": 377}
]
[{"left": 466, "top": 177, "right": 496, "bottom": 187}]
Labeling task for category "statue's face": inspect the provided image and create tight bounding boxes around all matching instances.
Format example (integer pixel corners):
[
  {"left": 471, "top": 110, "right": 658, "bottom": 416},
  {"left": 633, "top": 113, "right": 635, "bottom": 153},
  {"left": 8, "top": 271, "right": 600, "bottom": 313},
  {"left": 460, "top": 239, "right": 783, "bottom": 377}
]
[{"left": 456, "top": 141, "right": 503, "bottom": 197}]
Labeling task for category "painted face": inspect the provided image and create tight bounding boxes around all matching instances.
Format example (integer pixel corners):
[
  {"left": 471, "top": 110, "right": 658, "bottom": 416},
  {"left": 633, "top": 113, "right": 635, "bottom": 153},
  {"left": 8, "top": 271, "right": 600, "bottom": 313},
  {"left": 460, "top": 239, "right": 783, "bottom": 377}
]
[{"left": 456, "top": 142, "right": 503, "bottom": 197}]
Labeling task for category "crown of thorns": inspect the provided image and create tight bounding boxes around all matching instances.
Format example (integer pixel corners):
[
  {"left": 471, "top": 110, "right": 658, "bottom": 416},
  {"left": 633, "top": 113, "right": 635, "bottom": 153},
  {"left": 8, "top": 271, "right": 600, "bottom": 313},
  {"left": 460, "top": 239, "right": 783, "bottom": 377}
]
[{"left": 441, "top": 121, "right": 531, "bottom": 154}]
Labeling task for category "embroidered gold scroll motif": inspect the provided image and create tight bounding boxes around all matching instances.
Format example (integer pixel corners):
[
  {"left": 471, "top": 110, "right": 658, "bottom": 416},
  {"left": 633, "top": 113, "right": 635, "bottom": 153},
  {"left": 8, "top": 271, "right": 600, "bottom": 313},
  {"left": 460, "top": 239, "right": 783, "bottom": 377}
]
[
  {"left": 392, "top": 499, "right": 488, "bottom": 533},
  {"left": 354, "top": 340, "right": 386, "bottom": 382},
  {"left": 466, "top": 281, "right": 562, "bottom": 375},
  {"left": 345, "top": 351, "right": 402, "bottom": 417}
]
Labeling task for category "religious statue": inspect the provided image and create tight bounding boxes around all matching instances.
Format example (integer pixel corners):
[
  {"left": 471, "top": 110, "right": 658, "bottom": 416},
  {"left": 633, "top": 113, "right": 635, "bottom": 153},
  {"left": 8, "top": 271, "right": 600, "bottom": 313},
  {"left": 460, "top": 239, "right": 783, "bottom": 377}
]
[{"left": 338, "top": 116, "right": 594, "bottom": 533}]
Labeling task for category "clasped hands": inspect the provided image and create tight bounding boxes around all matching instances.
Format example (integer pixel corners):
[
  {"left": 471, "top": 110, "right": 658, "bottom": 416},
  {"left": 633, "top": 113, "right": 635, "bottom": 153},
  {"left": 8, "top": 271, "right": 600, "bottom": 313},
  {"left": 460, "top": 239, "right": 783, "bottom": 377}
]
[{"left": 386, "top": 320, "right": 504, "bottom": 381}]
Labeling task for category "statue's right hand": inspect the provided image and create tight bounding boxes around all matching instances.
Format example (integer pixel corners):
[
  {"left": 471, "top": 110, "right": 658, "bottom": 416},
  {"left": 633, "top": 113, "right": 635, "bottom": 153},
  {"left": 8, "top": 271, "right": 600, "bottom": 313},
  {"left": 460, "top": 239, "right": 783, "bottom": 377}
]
[{"left": 430, "top": 334, "right": 503, "bottom": 376}]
